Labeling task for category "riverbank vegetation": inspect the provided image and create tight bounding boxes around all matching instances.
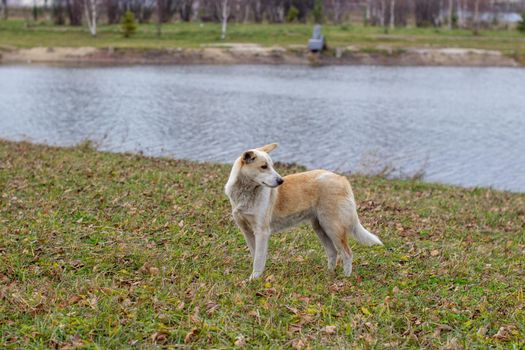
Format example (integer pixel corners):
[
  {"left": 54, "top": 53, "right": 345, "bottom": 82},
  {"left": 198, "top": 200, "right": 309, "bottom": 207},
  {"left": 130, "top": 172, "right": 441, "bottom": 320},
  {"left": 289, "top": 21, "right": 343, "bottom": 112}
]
[
  {"left": 1, "top": 19, "right": 525, "bottom": 58},
  {"left": 1, "top": 140, "right": 524, "bottom": 348}
]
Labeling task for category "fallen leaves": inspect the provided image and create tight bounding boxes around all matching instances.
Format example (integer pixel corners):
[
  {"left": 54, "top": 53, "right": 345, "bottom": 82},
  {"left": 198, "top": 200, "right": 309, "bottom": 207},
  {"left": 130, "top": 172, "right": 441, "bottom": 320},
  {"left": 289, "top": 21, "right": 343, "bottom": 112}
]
[
  {"left": 234, "top": 334, "right": 246, "bottom": 348},
  {"left": 184, "top": 327, "right": 199, "bottom": 344},
  {"left": 205, "top": 301, "right": 219, "bottom": 315},
  {"left": 2, "top": 141, "right": 525, "bottom": 348},
  {"left": 492, "top": 325, "right": 518, "bottom": 341},
  {"left": 151, "top": 331, "right": 168, "bottom": 344},
  {"left": 321, "top": 325, "right": 337, "bottom": 335}
]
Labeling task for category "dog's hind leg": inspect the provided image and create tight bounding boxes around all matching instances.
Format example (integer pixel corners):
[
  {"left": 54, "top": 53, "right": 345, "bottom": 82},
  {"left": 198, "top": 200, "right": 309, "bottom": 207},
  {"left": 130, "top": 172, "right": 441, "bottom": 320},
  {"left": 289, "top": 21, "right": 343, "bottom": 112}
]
[
  {"left": 312, "top": 219, "right": 337, "bottom": 272},
  {"left": 318, "top": 221, "right": 354, "bottom": 276}
]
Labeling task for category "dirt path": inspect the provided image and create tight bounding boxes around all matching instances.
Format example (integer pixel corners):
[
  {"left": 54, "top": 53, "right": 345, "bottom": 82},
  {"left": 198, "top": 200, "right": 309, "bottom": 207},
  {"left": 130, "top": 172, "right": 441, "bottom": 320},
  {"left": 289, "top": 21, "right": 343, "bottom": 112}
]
[{"left": 0, "top": 44, "right": 520, "bottom": 67}]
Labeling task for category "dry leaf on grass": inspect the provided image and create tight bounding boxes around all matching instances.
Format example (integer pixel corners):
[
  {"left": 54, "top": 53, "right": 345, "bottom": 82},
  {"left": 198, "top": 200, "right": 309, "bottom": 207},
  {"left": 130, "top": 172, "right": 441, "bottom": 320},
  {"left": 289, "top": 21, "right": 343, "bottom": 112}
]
[
  {"left": 184, "top": 328, "right": 199, "bottom": 344},
  {"left": 321, "top": 325, "right": 337, "bottom": 334},
  {"left": 234, "top": 334, "right": 246, "bottom": 348},
  {"left": 151, "top": 331, "right": 168, "bottom": 343},
  {"left": 291, "top": 338, "right": 306, "bottom": 349},
  {"left": 493, "top": 325, "right": 517, "bottom": 341}
]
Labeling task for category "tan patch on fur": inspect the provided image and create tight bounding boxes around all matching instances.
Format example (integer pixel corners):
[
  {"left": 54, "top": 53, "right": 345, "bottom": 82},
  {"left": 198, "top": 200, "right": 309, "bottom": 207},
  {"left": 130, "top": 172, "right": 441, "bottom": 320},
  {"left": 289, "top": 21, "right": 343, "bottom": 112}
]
[{"left": 275, "top": 170, "right": 351, "bottom": 217}]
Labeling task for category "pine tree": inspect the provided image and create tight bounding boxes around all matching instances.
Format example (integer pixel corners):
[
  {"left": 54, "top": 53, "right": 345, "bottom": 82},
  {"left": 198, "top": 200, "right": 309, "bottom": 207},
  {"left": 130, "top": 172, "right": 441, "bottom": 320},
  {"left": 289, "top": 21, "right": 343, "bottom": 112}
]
[{"left": 121, "top": 10, "right": 137, "bottom": 38}]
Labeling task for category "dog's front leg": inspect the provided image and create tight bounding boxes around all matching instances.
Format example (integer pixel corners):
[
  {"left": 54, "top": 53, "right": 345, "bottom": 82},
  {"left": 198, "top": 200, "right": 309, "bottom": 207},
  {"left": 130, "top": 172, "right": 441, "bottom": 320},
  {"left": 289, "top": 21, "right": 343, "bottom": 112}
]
[
  {"left": 233, "top": 212, "right": 255, "bottom": 258},
  {"left": 250, "top": 231, "right": 270, "bottom": 280},
  {"left": 239, "top": 225, "right": 255, "bottom": 258}
]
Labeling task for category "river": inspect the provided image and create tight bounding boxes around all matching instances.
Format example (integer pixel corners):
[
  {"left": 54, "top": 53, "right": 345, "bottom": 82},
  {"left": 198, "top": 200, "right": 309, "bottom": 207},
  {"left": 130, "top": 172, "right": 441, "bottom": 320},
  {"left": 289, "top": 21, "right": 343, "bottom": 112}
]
[{"left": 1, "top": 64, "right": 524, "bottom": 192}]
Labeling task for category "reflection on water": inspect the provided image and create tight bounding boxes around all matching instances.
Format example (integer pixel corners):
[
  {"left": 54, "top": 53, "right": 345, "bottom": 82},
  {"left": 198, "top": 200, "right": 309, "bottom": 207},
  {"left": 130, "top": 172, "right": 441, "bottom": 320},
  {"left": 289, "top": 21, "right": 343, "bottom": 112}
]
[{"left": 0, "top": 64, "right": 524, "bottom": 192}]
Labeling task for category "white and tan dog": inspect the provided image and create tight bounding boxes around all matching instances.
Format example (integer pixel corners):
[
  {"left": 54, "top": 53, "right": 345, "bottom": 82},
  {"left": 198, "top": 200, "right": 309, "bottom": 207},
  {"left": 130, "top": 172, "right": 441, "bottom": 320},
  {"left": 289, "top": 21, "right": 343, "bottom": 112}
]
[{"left": 225, "top": 144, "right": 383, "bottom": 280}]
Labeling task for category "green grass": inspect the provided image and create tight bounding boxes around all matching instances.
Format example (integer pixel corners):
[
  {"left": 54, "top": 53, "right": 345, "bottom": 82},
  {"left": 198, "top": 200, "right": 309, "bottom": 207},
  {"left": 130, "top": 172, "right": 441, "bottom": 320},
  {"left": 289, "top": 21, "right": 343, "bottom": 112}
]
[
  {"left": 0, "top": 140, "right": 524, "bottom": 348},
  {"left": 1, "top": 19, "right": 525, "bottom": 57}
]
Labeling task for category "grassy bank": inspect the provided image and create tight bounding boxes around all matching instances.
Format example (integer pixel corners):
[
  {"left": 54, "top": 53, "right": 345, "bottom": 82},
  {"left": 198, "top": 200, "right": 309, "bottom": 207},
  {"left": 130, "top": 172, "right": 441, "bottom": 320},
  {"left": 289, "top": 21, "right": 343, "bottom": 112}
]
[
  {"left": 0, "top": 140, "right": 524, "bottom": 348},
  {"left": 1, "top": 19, "right": 525, "bottom": 57}
]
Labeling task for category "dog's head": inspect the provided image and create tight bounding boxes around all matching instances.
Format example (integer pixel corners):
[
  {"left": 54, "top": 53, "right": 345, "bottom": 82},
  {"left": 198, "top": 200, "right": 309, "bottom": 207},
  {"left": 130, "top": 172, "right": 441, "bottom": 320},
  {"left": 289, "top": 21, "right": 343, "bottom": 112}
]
[{"left": 239, "top": 143, "right": 284, "bottom": 188}]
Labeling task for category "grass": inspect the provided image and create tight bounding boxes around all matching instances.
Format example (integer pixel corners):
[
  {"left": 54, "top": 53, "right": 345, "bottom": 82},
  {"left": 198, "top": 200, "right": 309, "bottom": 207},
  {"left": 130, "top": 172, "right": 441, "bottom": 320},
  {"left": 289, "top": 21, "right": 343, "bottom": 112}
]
[
  {"left": 0, "top": 139, "right": 524, "bottom": 348},
  {"left": 1, "top": 19, "right": 525, "bottom": 57}
]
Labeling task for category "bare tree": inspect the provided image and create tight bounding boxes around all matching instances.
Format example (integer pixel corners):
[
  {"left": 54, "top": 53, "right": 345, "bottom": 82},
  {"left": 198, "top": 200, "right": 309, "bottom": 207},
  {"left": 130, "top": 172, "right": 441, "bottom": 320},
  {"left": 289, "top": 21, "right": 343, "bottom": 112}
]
[
  {"left": 333, "top": 0, "right": 342, "bottom": 24},
  {"left": 473, "top": 0, "right": 480, "bottom": 34},
  {"left": 156, "top": 0, "right": 162, "bottom": 36},
  {"left": 179, "top": 0, "right": 192, "bottom": 21},
  {"left": 217, "top": 0, "right": 229, "bottom": 40},
  {"left": 459, "top": 0, "right": 466, "bottom": 27},
  {"left": 1, "top": 0, "right": 7, "bottom": 19},
  {"left": 365, "top": 0, "right": 370, "bottom": 25},
  {"left": 380, "top": 0, "right": 385, "bottom": 27},
  {"left": 84, "top": 0, "right": 98, "bottom": 36},
  {"left": 65, "top": 0, "right": 82, "bottom": 25},
  {"left": 390, "top": 0, "right": 395, "bottom": 29},
  {"left": 448, "top": 0, "right": 453, "bottom": 28}
]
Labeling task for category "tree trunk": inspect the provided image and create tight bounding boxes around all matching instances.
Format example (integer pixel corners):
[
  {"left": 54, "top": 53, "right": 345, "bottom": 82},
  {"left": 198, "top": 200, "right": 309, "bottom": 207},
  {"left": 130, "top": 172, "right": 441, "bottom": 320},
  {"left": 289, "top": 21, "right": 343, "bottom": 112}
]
[
  {"left": 473, "top": 0, "right": 480, "bottom": 34},
  {"left": 380, "top": 0, "right": 385, "bottom": 27},
  {"left": 220, "top": 0, "right": 228, "bottom": 40},
  {"left": 365, "top": 0, "right": 370, "bottom": 26},
  {"left": 390, "top": 0, "right": 395, "bottom": 29},
  {"left": 458, "top": 0, "right": 467, "bottom": 28},
  {"left": 2, "top": 0, "right": 8, "bottom": 19},
  {"left": 33, "top": 0, "right": 38, "bottom": 21},
  {"left": 243, "top": 0, "right": 249, "bottom": 23},
  {"left": 333, "top": 0, "right": 341, "bottom": 24},
  {"left": 84, "top": 0, "right": 97, "bottom": 36},
  {"left": 156, "top": 0, "right": 161, "bottom": 37},
  {"left": 448, "top": 0, "right": 453, "bottom": 29}
]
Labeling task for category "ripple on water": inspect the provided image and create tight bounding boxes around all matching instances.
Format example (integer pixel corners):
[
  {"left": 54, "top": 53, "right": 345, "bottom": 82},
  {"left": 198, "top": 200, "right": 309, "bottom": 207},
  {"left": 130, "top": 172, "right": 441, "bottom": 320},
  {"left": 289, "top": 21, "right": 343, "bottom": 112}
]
[{"left": 0, "top": 65, "right": 524, "bottom": 192}]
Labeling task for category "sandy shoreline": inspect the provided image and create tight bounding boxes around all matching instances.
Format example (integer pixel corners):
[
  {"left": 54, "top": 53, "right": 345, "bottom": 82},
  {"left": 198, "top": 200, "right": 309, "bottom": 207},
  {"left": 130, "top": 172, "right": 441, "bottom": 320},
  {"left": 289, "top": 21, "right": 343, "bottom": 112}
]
[{"left": 0, "top": 44, "right": 521, "bottom": 67}]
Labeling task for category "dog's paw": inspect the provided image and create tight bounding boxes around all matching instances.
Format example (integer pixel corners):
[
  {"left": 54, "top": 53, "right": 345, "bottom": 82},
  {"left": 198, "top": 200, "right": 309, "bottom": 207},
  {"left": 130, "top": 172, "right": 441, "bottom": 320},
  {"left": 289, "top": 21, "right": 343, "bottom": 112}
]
[{"left": 249, "top": 271, "right": 262, "bottom": 280}]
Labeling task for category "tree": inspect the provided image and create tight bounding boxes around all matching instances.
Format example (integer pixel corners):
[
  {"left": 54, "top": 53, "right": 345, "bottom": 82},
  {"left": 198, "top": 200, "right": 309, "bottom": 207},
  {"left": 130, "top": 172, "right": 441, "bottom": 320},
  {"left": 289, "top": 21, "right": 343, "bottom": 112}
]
[
  {"left": 331, "top": 0, "right": 342, "bottom": 24},
  {"left": 389, "top": 0, "right": 395, "bottom": 29},
  {"left": 104, "top": 0, "right": 120, "bottom": 24},
  {"left": 1, "top": 0, "right": 7, "bottom": 19},
  {"left": 364, "top": 0, "right": 370, "bottom": 26},
  {"left": 447, "top": 0, "right": 453, "bottom": 29},
  {"left": 52, "top": 0, "right": 65, "bottom": 24},
  {"left": 84, "top": 0, "right": 98, "bottom": 36},
  {"left": 121, "top": 10, "right": 137, "bottom": 38},
  {"left": 313, "top": 0, "right": 323, "bottom": 24},
  {"left": 213, "top": 0, "right": 229, "bottom": 40},
  {"left": 473, "top": 0, "right": 480, "bottom": 34},
  {"left": 156, "top": 0, "right": 163, "bottom": 36},
  {"left": 415, "top": 0, "right": 440, "bottom": 27},
  {"left": 65, "top": 0, "right": 82, "bottom": 25},
  {"left": 287, "top": 5, "right": 298, "bottom": 22},
  {"left": 518, "top": 12, "right": 525, "bottom": 33}
]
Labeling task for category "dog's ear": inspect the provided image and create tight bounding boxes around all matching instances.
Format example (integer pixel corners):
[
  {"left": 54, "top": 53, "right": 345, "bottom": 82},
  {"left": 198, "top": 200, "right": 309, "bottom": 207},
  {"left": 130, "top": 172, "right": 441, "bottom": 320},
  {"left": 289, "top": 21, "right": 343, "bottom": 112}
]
[
  {"left": 242, "top": 150, "right": 256, "bottom": 164},
  {"left": 257, "top": 143, "right": 278, "bottom": 153}
]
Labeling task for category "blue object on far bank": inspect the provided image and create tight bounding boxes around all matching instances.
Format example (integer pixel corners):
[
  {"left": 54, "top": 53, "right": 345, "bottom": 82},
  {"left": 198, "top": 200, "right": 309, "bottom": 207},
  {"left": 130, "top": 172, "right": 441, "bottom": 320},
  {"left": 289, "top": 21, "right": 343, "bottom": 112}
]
[{"left": 308, "top": 25, "right": 325, "bottom": 52}]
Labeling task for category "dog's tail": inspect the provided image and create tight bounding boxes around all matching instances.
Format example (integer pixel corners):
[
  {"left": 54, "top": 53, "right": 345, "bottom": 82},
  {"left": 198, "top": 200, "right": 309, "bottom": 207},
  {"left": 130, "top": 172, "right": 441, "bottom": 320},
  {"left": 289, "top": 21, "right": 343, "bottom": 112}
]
[{"left": 352, "top": 223, "right": 383, "bottom": 246}]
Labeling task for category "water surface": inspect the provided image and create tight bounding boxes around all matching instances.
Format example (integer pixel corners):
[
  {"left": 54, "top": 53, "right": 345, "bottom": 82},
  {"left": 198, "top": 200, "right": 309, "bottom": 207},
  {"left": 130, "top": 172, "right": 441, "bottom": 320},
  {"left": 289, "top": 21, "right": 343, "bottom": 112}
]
[{"left": 1, "top": 65, "right": 524, "bottom": 192}]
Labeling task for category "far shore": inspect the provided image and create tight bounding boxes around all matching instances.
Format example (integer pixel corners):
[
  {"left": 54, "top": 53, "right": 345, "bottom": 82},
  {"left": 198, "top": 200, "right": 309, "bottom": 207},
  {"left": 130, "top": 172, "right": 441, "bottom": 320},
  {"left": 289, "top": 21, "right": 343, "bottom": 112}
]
[{"left": 1, "top": 44, "right": 523, "bottom": 67}]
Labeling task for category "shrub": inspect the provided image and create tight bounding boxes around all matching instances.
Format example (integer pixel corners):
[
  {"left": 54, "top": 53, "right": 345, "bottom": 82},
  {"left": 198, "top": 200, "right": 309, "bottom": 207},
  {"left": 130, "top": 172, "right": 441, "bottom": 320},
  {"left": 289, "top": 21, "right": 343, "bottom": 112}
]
[
  {"left": 313, "top": 0, "right": 324, "bottom": 24},
  {"left": 287, "top": 5, "right": 299, "bottom": 23},
  {"left": 518, "top": 12, "right": 525, "bottom": 33},
  {"left": 121, "top": 10, "right": 137, "bottom": 38}
]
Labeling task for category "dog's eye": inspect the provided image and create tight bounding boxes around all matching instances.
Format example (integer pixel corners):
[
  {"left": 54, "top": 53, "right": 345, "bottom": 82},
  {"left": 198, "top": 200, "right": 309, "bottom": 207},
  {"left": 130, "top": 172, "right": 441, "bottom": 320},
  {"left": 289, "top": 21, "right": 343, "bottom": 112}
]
[{"left": 261, "top": 165, "right": 268, "bottom": 169}]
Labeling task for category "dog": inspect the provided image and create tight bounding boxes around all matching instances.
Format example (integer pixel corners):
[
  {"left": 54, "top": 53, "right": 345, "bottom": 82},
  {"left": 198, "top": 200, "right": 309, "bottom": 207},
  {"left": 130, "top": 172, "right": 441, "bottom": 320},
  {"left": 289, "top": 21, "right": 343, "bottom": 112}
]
[{"left": 225, "top": 143, "right": 383, "bottom": 280}]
